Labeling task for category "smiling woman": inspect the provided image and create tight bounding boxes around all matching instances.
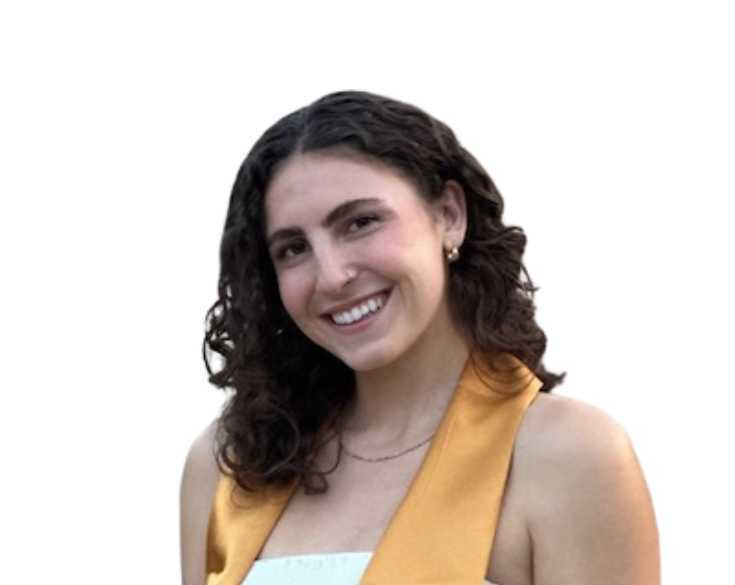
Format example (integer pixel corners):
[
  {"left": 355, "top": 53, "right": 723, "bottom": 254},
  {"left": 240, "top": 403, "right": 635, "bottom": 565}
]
[
  {"left": 180, "top": 91, "right": 660, "bottom": 585},
  {"left": 264, "top": 153, "right": 465, "bottom": 372}
]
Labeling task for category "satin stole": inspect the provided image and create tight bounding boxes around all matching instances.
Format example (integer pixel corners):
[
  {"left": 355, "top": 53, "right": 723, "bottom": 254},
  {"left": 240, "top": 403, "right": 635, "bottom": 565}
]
[{"left": 206, "top": 352, "right": 542, "bottom": 585}]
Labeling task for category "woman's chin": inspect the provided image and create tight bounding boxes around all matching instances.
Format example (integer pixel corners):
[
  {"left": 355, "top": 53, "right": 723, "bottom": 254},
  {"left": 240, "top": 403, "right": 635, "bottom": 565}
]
[{"left": 335, "top": 345, "right": 399, "bottom": 373}]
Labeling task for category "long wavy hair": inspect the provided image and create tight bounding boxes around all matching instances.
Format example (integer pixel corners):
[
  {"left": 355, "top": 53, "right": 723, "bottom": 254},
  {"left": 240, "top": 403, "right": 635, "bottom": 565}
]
[{"left": 203, "top": 90, "right": 565, "bottom": 495}]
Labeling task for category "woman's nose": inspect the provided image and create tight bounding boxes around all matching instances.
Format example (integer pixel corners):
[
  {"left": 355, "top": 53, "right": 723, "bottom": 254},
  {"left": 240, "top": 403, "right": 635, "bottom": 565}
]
[{"left": 314, "top": 247, "right": 357, "bottom": 294}]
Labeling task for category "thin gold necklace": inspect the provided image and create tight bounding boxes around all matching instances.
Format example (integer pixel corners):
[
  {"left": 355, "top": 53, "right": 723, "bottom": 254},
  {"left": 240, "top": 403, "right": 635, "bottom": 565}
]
[{"left": 338, "top": 430, "right": 436, "bottom": 463}]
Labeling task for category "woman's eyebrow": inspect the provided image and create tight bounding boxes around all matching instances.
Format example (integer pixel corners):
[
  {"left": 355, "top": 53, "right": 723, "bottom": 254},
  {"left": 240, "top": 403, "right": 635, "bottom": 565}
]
[
  {"left": 322, "top": 197, "right": 382, "bottom": 229},
  {"left": 267, "top": 197, "right": 383, "bottom": 249}
]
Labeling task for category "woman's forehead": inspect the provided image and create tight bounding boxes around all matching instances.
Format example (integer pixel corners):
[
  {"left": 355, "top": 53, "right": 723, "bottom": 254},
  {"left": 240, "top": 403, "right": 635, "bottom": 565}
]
[{"left": 264, "top": 152, "right": 420, "bottom": 228}]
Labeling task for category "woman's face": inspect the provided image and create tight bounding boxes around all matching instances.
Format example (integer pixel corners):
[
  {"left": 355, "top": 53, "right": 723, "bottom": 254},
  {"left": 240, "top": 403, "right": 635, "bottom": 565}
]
[{"left": 264, "top": 152, "right": 464, "bottom": 372}]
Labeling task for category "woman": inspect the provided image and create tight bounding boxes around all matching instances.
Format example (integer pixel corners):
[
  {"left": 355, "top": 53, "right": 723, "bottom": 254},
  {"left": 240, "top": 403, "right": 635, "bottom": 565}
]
[{"left": 180, "top": 91, "right": 660, "bottom": 585}]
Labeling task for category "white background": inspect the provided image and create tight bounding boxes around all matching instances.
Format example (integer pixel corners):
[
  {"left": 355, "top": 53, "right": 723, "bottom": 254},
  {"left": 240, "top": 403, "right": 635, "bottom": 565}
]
[{"left": 1, "top": 1, "right": 733, "bottom": 583}]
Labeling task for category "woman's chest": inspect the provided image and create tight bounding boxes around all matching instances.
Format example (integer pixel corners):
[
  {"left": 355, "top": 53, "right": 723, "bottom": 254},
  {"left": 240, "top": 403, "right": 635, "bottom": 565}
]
[{"left": 257, "top": 443, "right": 534, "bottom": 585}]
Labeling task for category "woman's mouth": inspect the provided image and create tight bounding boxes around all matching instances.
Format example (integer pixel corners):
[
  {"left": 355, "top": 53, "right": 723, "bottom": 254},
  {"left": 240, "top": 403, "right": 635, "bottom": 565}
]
[{"left": 325, "top": 289, "right": 391, "bottom": 329}]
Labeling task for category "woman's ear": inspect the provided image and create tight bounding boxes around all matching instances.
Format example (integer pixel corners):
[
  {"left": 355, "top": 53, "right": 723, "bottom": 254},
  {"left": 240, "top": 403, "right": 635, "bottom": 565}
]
[{"left": 436, "top": 179, "right": 468, "bottom": 248}]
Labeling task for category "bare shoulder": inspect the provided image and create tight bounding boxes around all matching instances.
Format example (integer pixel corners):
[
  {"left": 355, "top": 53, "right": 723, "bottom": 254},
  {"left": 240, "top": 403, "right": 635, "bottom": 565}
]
[
  {"left": 516, "top": 391, "right": 644, "bottom": 500},
  {"left": 516, "top": 392, "right": 629, "bottom": 455},
  {"left": 515, "top": 393, "right": 661, "bottom": 584},
  {"left": 180, "top": 420, "right": 222, "bottom": 585}
]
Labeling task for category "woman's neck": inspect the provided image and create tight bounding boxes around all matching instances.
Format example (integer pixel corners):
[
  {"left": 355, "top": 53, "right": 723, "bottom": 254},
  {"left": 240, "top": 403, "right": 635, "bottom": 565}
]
[{"left": 341, "top": 311, "right": 471, "bottom": 450}]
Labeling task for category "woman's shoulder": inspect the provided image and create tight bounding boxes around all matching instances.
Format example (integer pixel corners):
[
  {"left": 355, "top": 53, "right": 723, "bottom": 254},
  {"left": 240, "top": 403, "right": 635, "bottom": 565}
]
[
  {"left": 180, "top": 420, "right": 222, "bottom": 585},
  {"left": 181, "top": 419, "right": 221, "bottom": 490},
  {"left": 517, "top": 392, "right": 629, "bottom": 456},
  {"left": 515, "top": 391, "right": 634, "bottom": 489},
  {"left": 514, "top": 393, "right": 659, "bottom": 582}
]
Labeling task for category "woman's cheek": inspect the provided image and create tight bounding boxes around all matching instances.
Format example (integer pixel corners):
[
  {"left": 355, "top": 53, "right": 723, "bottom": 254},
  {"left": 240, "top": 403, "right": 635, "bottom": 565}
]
[
  {"left": 277, "top": 269, "right": 311, "bottom": 317},
  {"left": 363, "top": 224, "right": 405, "bottom": 258}
]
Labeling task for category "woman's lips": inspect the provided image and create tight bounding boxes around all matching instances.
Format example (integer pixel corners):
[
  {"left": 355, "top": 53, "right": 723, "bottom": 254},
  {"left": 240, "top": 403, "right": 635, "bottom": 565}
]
[{"left": 323, "top": 288, "right": 392, "bottom": 331}]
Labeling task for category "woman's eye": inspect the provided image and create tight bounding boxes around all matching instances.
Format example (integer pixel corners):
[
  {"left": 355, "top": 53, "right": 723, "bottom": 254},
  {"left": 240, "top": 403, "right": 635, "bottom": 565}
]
[
  {"left": 275, "top": 241, "right": 307, "bottom": 261},
  {"left": 347, "top": 214, "right": 379, "bottom": 232}
]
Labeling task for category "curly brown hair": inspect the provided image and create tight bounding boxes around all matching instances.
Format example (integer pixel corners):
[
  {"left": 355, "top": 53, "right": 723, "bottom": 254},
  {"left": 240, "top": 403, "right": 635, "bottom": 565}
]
[{"left": 203, "top": 90, "right": 565, "bottom": 495}]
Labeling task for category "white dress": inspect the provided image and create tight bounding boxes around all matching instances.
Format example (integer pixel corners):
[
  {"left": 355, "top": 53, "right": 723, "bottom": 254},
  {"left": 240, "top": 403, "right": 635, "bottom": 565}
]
[{"left": 242, "top": 551, "right": 499, "bottom": 585}]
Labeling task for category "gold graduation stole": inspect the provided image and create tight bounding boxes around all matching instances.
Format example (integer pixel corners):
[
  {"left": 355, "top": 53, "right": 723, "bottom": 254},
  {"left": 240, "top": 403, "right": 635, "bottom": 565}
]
[{"left": 206, "top": 352, "right": 542, "bottom": 585}]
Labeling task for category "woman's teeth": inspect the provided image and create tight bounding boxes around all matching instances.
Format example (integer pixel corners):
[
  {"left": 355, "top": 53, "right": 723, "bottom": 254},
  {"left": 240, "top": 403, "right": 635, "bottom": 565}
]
[{"left": 330, "top": 293, "right": 387, "bottom": 325}]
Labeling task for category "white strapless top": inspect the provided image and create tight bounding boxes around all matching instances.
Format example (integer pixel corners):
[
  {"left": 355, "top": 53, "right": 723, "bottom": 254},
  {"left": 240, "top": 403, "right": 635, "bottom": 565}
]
[{"left": 242, "top": 552, "right": 499, "bottom": 585}]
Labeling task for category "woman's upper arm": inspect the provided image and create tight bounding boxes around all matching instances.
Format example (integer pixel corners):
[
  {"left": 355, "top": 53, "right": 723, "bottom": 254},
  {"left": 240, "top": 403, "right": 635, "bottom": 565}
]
[
  {"left": 180, "top": 421, "right": 221, "bottom": 585},
  {"left": 527, "top": 398, "right": 661, "bottom": 585}
]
